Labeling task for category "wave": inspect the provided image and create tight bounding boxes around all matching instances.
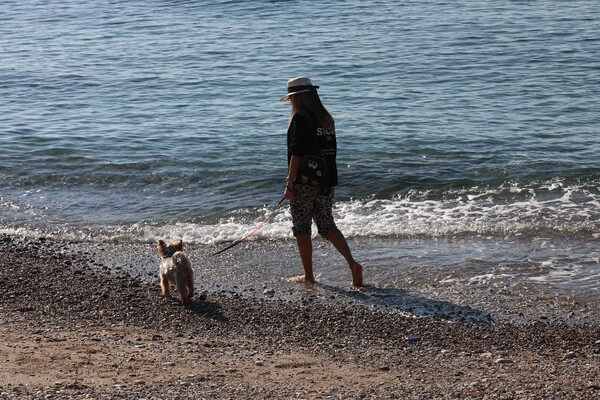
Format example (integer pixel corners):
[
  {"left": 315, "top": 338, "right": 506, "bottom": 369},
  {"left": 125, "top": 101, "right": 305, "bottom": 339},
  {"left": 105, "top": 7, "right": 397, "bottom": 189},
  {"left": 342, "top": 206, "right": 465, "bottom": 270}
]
[{"left": 2, "top": 179, "right": 598, "bottom": 244}]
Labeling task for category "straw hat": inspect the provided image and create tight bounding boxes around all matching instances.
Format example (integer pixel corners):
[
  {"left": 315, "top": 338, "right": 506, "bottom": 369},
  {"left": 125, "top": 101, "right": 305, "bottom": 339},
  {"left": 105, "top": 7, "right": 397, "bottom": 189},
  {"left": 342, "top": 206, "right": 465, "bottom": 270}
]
[{"left": 279, "top": 76, "right": 319, "bottom": 101}]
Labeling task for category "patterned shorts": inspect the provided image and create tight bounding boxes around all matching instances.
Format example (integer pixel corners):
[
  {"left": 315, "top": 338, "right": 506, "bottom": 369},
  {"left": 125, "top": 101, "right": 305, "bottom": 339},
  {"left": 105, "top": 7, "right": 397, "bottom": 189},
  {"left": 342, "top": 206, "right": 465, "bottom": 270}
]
[{"left": 290, "top": 185, "right": 337, "bottom": 237}]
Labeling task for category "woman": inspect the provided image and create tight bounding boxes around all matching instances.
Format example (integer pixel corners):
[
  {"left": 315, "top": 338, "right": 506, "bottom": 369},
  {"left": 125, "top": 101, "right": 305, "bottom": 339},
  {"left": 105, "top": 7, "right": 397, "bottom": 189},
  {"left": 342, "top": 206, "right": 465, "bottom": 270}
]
[{"left": 280, "top": 76, "right": 363, "bottom": 287}]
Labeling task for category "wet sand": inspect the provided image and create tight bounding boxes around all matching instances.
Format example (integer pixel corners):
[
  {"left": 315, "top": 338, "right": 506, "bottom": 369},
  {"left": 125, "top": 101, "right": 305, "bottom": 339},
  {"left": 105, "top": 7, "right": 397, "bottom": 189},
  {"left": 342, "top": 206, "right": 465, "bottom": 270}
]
[{"left": 1, "top": 234, "right": 599, "bottom": 399}]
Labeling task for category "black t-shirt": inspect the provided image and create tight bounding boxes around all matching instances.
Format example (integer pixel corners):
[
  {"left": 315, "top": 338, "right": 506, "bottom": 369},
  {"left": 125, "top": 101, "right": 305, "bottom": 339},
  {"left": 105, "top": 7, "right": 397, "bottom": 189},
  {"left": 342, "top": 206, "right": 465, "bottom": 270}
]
[{"left": 287, "top": 110, "right": 338, "bottom": 186}]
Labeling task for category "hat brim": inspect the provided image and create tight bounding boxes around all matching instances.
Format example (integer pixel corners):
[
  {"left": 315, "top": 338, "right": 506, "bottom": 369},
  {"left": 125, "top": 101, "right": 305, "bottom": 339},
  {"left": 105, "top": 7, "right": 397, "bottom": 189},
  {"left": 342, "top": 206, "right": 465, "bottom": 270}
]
[{"left": 279, "top": 89, "right": 311, "bottom": 101}]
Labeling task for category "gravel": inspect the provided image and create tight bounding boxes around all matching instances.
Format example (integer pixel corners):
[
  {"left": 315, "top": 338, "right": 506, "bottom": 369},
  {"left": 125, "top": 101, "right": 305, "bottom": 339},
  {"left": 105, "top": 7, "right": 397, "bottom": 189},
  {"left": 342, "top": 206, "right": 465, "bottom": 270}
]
[{"left": 1, "top": 234, "right": 599, "bottom": 399}]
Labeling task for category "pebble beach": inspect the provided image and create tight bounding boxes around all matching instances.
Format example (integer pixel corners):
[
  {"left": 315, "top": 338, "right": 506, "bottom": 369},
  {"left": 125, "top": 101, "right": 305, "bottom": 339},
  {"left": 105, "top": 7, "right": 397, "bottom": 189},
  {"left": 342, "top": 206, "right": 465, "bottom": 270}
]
[{"left": 1, "top": 234, "right": 599, "bottom": 399}]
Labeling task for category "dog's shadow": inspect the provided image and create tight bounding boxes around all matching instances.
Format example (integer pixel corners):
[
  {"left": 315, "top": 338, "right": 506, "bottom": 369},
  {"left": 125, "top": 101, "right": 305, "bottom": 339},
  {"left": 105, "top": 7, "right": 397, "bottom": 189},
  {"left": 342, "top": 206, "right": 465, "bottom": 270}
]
[
  {"left": 317, "top": 283, "right": 493, "bottom": 323},
  {"left": 181, "top": 297, "right": 227, "bottom": 322}
]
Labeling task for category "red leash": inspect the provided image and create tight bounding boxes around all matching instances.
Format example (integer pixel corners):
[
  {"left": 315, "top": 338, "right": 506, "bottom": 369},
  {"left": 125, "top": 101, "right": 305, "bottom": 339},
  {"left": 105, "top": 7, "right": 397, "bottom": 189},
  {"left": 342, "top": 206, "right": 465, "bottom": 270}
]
[{"left": 211, "top": 196, "right": 286, "bottom": 256}]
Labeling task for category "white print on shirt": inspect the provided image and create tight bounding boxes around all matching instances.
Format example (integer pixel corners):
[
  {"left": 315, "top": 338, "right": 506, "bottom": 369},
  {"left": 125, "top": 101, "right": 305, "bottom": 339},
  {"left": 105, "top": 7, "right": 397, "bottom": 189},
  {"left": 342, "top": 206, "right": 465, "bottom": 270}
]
[{"left": 316, "top": 126, "right": 335, "bottom": 136}]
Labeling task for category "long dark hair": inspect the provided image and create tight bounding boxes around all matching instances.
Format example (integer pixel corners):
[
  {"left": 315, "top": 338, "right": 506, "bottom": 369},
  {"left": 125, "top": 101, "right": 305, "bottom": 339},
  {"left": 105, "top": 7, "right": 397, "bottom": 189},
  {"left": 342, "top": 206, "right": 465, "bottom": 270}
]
[{"left": 289, "top": 88, "right": 334, "bottom": 128}]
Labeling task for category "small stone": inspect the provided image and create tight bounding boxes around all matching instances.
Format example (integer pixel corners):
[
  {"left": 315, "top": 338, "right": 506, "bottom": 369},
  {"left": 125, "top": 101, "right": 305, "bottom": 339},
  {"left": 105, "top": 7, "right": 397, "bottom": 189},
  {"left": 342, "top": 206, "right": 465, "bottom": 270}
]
[
  {"left": 162, "top": 362, "right": 175, "bottom": 367},
  {"left": 255, "top": 360, "right": 264, "bottom": 366},
  {"left": 263, "top": 288, "right": 275, "bottom": 295},
  {"left": 480, "top": 352, "right": 493, "bottom": 358},
  {"left": 405, "top": 335, "right": 421, "bottom": 342},
  {"left": 379, "top": 366, "right": 390, "bottom": 371},
  {"left": 564, "top": 351, "right": 576, "bottom": 359},
  {"left": 133, "top": 380, "right": 145, "bottom": 385},
  {"left": 180, "top": 381, "right": 191, "bottom": 387},
  {"left": 495, "top": 358, "right": 513, "bottom": 364}
]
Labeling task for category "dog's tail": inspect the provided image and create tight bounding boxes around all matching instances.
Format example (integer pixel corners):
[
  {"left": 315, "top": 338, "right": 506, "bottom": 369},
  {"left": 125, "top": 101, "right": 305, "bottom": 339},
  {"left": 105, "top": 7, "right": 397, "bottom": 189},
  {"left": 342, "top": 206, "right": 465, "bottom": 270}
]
[
  {"left": 173, "top": 252, "right": 184, "bottom": 267},
  {"left": 173, "top": 251, "right": 193, "bottom": 304}
]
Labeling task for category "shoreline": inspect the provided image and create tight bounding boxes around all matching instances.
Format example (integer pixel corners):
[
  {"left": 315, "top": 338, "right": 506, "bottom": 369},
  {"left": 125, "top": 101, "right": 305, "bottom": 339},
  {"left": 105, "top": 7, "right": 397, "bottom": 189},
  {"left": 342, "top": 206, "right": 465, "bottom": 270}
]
[
  {"left": 1, "top": 234, "right": 599, "bottom": 399},
  {"left": 8, "top": 233, "right": 598, "bottom": 324}
]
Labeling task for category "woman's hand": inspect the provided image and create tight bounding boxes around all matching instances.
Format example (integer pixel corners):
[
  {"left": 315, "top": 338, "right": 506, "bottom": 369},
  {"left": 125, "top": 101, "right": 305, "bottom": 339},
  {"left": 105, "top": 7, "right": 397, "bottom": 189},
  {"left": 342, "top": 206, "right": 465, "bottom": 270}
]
[{"left": 284, "top": 183, "right": 294, "bottom": 200}]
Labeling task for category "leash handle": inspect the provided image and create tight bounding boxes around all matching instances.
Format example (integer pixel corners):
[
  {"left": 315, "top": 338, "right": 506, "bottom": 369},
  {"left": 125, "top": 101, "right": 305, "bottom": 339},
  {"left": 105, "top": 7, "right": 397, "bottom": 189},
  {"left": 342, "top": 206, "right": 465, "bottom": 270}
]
[{"left": 211, "top": 196, "right": 286, "bottom": 256}]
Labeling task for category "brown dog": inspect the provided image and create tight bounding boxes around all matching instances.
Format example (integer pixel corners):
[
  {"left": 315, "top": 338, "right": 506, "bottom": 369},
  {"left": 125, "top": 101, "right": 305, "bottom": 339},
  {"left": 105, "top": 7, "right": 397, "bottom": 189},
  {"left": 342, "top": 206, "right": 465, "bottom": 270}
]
[{"left": 157, "top": 239, "right": 194, "bottom": 305}]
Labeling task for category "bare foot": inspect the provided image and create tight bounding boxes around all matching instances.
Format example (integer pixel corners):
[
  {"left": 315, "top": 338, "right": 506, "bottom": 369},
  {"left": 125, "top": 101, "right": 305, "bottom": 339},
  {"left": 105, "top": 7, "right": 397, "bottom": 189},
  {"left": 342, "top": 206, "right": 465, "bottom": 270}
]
[
  {"left": 350, "top": 263, "right": 363, "bottom": 287},
  {"left": 288, "top": 275, "right": 316, "bottom": 285}
]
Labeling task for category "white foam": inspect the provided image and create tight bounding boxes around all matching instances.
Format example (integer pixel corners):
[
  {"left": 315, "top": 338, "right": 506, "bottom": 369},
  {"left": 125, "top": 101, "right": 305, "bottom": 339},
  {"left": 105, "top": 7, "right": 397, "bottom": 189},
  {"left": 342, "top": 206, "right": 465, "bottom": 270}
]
[{"left": 2, "top": 181, "right": 598, "bottom": 245}]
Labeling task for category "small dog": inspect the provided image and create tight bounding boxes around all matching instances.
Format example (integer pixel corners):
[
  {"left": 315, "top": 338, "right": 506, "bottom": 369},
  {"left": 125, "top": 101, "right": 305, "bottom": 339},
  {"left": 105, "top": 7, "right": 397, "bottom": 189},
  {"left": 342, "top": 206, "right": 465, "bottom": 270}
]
[{"left": 157, "top": 239, "right": 194, "bottom": 305}]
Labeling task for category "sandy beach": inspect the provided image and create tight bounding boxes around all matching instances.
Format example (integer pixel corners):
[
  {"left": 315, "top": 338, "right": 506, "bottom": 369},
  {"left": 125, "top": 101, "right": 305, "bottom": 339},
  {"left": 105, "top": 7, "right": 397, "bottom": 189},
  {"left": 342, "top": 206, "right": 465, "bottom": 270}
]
[{"left": 1, "top": 234, "right": 599, "bottom": 399}]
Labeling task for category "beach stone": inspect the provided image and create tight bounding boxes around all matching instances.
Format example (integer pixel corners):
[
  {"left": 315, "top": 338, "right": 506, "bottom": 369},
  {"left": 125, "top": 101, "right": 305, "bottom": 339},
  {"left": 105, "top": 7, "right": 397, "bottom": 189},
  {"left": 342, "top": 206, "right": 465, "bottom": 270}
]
[{"left": 255, "top": 360, "right": 264, "bottom": 366}]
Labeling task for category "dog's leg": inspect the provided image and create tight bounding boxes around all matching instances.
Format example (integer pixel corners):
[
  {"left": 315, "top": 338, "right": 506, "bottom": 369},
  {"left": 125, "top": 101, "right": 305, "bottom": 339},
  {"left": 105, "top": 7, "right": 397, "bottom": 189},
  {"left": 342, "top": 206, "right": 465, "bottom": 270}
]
[
  {"left": 160, "top": 274, "right": 170, "bottom": 297},
  {"left": 187, "top": 269, "right": 194, "bottom": 299},
  {"left": 176, "top": 273, "right": 189, "bottom": 305}
]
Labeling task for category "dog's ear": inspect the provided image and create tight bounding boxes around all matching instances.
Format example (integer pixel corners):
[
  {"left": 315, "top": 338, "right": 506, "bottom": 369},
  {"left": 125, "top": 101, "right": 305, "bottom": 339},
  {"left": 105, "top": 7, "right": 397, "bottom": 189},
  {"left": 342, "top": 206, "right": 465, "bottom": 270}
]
[
  {"left": 173, "top": 239, "right": 184, "bottom": 251},
  {"left": 157, "top": 240, "right": 167, "bottom": 255}
]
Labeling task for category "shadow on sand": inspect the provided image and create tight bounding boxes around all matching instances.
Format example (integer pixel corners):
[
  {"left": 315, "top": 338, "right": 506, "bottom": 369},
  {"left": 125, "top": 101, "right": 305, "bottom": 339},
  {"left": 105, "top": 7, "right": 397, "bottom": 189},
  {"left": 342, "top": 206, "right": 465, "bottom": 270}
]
[
  {"left": 182, "top": 297, "right": 227, "bottom": 321},
  {"left": 171, "top": 281, "right": 492, "bottom": 323},
  {"left": 317, "top": 283, "right": 493, "bottom": 323}
]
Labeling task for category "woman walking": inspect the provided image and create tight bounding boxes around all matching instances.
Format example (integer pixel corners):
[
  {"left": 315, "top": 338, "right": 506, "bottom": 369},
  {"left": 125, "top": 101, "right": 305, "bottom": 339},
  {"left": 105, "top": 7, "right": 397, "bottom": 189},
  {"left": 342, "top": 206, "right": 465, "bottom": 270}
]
[{"left": 281, "top": 76, "right": 363, "bottom": 287}]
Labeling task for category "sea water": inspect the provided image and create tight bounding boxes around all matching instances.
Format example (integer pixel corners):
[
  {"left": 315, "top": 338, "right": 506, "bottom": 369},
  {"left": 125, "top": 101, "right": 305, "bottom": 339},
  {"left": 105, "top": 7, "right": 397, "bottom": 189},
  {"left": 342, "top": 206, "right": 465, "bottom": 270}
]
[{"left": 1, "top": 1, "right": 599, "bottom": 301}]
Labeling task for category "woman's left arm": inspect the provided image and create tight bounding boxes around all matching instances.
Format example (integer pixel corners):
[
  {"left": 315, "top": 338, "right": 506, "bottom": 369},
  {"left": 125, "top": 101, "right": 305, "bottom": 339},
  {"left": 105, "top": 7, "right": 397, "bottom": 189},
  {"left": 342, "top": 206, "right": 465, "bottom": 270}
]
[{"left": 284, "top": 155, "right": 302, "bottom": 199}]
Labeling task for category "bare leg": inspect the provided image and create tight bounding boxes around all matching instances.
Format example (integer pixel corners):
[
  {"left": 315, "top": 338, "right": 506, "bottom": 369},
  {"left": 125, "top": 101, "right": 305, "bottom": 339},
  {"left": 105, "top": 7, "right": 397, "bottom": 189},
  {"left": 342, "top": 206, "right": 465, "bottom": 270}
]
[
  {"left": 326, "top": 227, "right": 363, "bottom": 287},
  {"left": 295, "top": 234, "right": 315, "bottom": 284}
]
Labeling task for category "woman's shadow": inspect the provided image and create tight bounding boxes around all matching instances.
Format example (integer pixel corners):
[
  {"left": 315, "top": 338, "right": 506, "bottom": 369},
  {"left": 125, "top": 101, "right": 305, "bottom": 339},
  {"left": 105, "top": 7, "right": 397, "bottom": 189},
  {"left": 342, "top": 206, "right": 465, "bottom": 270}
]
[{"left": 317, "top": 282, "right": 493, "bottom": 323}]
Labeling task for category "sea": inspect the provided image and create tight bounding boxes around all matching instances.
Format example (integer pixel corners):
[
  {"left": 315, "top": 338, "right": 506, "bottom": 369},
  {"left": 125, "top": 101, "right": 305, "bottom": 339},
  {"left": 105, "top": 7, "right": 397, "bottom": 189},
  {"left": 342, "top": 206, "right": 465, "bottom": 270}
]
[{"left": 1, "top": 0, "right": 599, "bottom": 316}]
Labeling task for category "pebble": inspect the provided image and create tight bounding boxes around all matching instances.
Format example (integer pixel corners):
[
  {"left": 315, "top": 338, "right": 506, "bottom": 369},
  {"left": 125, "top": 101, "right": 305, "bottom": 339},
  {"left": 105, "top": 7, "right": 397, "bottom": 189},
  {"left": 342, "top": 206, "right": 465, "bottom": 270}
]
[
  {"left": 495, "top": 358, "right": 514, "bottom": 364},
  {"left": 162, "top": 362, "right": 175, "bottom": 367},
  {"left": 255, "top": 360, "right": 264, "bottom": 366}
]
